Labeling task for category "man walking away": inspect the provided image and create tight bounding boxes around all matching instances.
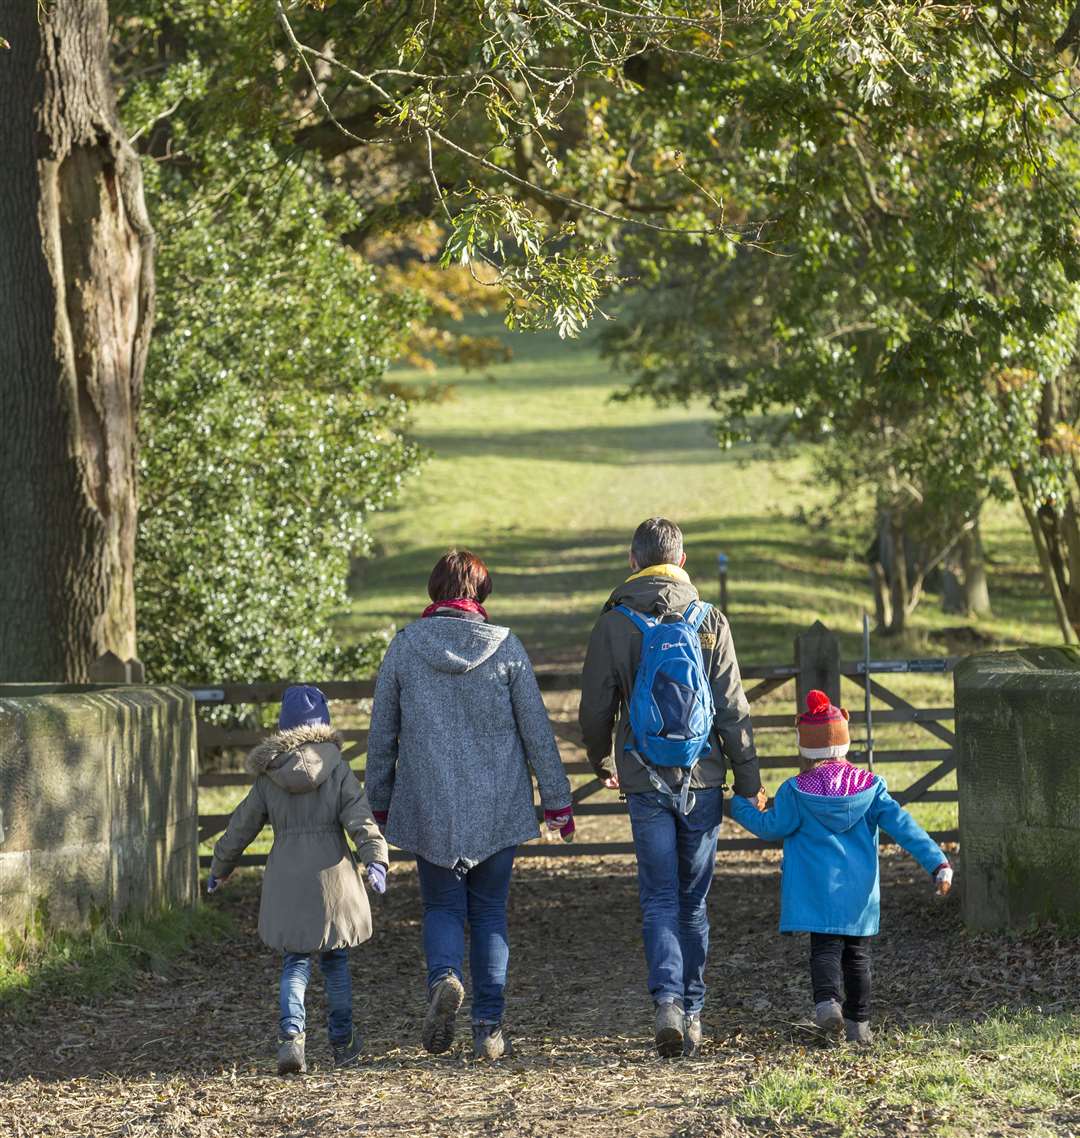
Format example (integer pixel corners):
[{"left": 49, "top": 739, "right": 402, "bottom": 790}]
[{"left": 579, "top": 517, "right": 764, "bottom": 1057}]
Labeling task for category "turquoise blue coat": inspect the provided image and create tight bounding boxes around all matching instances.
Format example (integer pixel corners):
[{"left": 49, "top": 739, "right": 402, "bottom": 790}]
[{"left": 729, "top": 776, "right": 946, "bottom": 936}]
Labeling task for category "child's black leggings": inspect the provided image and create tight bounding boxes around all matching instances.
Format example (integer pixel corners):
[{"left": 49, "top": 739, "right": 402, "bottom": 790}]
[{"left": 809, "top": 933, "right": 871, "bottom": 1022}]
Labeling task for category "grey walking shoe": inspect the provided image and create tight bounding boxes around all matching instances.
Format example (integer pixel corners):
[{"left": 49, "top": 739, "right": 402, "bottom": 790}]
[
  {"left": 654, "top": 1000, "right": 685, "bottom": 1058},
  {"left": 472, "top": 1021, "right": 511, "bottom": 1061},
  {"left": 845, "top": 1018, "right": 874, "bottom": 1045},
  {"left": 814, "top": 1000, "right": 844, "bottom": 1037},
  {"left": 277, "top": 1032, "right": 307, "bottom": 1075},
  {"left": 422, "top": 972, "right": 465, "bottom": 1055},
  {"left": 331, "top": 1030, "right": 362, "bottom": 1069},
  {"left": 683, "top": 1012, "right": 703, "bottom": 1056}
]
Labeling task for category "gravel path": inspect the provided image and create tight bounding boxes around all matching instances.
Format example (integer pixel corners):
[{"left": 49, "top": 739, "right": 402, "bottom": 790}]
[{"left": 2, "top": 849, "right": 1077, "bottom": 1137}]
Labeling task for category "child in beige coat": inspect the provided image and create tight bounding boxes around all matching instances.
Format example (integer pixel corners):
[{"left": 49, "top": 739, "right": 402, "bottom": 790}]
[{"left": 210, "top": 685, "right": 388, "bottom": 1074}]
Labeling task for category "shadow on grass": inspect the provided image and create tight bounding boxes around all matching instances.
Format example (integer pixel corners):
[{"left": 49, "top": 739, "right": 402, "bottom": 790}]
[
  {"left": 0, "top": 903, "right": 231, "bottom": 1020},
  {"left": 348, "top": 506, "right": 1054, "bottom": 670},
  {"left": 346, "top": 517, "right": 862, "bottom": 664},
  {"left": 413, "top": 419, "right": 731, "bottom": 467}
]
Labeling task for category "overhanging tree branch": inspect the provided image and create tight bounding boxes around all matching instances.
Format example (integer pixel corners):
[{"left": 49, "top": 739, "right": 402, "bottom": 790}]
[
  {"left": 294, "top": 104, "right": 400, "bottom": 157},
  {"left": 273, "top": 0, "right": 759, "bottom": 241},
  {"left": 1055, "top": 2, "right": 1080, "bottom": 54}
]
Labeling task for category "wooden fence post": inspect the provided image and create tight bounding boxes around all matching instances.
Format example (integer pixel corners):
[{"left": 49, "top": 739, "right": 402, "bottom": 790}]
[
  {"left": 795, "top": 620, "right": 841, "bottom": 710},
  {"left": 88, "top": 652, "right": 145, "bottom": 683}
]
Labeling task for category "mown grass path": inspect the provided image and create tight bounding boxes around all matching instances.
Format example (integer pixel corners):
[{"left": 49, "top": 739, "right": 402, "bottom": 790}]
[
  {"left": 3, "top": 855, "right": 1077, "bottom": 1137},
  {"left": 345, "top": 321, "right": 1058, "bottom": 666}
]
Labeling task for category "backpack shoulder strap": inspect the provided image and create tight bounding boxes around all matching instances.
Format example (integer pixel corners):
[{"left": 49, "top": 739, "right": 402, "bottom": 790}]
[
  {"left": 614, "top": 604, "right": 656, "bottom": 634},
  {"left": 683, "top": 600, "right": 712, "bottom": 633}
]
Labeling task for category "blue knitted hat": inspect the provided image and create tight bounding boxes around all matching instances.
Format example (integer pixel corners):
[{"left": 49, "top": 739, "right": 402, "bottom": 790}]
[{"left": 278, "top": 685, "right": 331, "bottom": 731}]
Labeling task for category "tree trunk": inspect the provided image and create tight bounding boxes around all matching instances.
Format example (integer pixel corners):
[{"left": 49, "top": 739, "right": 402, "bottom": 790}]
[
  {"left": 940, "top": 562, "right": 965, "bottom": 614},
  {"left": 0, "top": 1, "right": 154, "bottom": 681},
  {"left": 885, "top": 512, "right": 908, "bottom": 636},
  {"left": 1014, "top": 471, "right": 1078, "bottom": 644},
  {"left": 959, "top": 523, "right": 991, "bottom": 616},
  {"left": 869, "top": 560, "right": 891, "bottom": 632}
]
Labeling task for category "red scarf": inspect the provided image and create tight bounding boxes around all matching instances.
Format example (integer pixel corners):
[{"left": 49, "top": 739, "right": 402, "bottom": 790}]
[{"left": 422, "top": 597, "right": 488, "bottom": 620}]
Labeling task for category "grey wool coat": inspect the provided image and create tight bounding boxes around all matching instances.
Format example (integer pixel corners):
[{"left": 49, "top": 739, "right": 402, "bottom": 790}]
[
  {"left": 365, "top": 617, "right": 572, "bottom": 870},
  {"left": 211, "top": 724, "right": 389, "bottom": 954}
]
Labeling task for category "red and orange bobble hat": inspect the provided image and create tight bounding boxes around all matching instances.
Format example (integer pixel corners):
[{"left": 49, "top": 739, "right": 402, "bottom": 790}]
[{"left": 796, "top": 689, "right": 851, "bottom": 761}]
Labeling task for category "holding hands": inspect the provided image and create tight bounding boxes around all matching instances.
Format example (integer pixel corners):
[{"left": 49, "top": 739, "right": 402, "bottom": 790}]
[
  {"left": 367, "top": 862, "right": 389, "bottom": 895},
  {"left": 934, "top": 864, "right": 953, "bottom": 897},
  {"left": 206, "top": 870, "right": 231, "bottom": 895},
  {"left": 738, "top": 787, "right": 769, "bottom": 811}
]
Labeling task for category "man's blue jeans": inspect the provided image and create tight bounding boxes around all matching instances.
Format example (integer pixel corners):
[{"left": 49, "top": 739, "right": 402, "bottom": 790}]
[
  {"left": 415, "top": 845, "right": 516, "bottom": 1024},
  {"left": 280, "top": 948, "right": 353, "bottom": 1043},
  {"left": 626, "top": 786, "right": 723, "bottom": 1015}
]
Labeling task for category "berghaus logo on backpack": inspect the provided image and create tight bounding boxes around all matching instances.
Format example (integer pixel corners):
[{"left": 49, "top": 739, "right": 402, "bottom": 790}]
[{"left": 616, "top": 601, "right": 715, "bottom": 769}]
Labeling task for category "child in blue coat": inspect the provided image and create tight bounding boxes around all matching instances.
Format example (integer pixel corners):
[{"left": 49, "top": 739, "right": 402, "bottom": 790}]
[{"left": 730, "top": 690, "right": 952, "bottom": 1043}]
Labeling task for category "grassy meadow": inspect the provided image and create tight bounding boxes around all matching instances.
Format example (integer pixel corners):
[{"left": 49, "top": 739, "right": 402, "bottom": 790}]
[{"left": 343, "top": 317, "right": 1059, "bottom": 665}]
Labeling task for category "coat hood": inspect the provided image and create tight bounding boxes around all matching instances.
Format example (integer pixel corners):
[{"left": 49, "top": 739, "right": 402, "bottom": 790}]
[
  {"left": 246, "top": 723, "right": 344, "bottom": 794},
  {"left": 400, "top": 617, "right": 511, "bottom": 674},
  {"left": 604, "top": 567, "right": 701, "bottom": 619},
  {"left": 794, "top": 781, "right": 878, "bottom": 833}
]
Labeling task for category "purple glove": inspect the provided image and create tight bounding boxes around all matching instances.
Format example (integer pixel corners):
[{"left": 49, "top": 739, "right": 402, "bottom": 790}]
[
  {"left": 366, "top": 862, "right": 388, "bottom": 895},
  {"left": 206, "top": 873, "right": 222, "bottom": 895}
]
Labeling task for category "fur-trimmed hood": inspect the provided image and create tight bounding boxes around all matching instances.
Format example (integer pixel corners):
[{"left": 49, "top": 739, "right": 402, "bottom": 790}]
[{"left": 246, "top": 723, "right": 345, "bottom": 795}]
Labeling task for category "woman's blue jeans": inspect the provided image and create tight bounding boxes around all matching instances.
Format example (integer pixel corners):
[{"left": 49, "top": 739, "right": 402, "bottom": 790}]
[
  {"left": 279, "top": 948, "right": 353, "bottom": 1043},
  {"left": 626, "top": 786, "right": 723, "bottom": 1015},
  {"left": 415, "top": 845, "right": 516, "bottom": 1024}
]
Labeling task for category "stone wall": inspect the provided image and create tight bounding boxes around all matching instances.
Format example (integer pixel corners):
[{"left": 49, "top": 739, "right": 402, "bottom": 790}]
[
  {"left": 955, "top": 648, "right": 1080, "bottom": 931},
  {"left": 0, "top": 685, "right": 198, "bottom": 934}
]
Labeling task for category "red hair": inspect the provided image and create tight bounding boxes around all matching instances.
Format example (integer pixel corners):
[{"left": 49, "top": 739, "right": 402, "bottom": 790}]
[{"left": 427, "top": 550, "right": 493, "bottom": 604}]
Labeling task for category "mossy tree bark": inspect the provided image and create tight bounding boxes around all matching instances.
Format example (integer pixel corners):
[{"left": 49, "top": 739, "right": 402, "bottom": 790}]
[{"left": 0, "top": 0, "right": 154, "bottom": 681}]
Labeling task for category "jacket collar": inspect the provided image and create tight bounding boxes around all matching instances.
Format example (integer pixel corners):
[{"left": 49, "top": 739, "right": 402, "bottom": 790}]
[{"left": 625, "top": 562, "right": 691, "bottom": 584}]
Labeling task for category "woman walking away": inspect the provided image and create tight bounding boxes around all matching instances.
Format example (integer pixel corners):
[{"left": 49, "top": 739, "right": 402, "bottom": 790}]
[
  {"left": 365, "top": 550, "right": 574, "bottom": 1060},
  {"left": 730, "top": 690, "right": 952, "bottom": 1045},
  {"left": 208, "top": 685, "right": 389, "bottom": 1075}
]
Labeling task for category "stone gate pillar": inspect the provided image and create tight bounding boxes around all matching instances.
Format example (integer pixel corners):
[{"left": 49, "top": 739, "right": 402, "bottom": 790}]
[
  {"left": 955, "top": 648, "right": 1080, "bottom": 930},
  {"left": 0, "top": 684, "right": 198, "bottom": 933}
]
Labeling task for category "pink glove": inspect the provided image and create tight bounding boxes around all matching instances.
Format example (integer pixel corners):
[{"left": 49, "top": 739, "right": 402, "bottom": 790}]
[
  {"left": 544, "top": 806, "right": 575, "bottom": 843},
  {"left": 934, "top": 864, "right": 953, "bottom": 896}
]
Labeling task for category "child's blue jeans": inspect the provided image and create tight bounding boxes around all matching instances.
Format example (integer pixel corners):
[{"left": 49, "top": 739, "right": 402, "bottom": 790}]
[
  {"left": 279, "top": 948, "right": 353, "bottom": 1043},
  {"left": 415, "top": 845, "right": 516, "bottom": 1024}
]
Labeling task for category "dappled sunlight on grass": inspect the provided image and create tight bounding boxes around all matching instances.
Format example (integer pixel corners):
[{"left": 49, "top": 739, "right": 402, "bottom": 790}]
[{"left": 343, "top": 319, "right": 1060, "bottom": 668}]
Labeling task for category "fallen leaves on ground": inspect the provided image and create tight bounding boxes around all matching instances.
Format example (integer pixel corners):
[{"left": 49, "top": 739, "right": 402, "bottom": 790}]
[{"left": 2, "top": 850, "right": 1077, "bottom": 1138}]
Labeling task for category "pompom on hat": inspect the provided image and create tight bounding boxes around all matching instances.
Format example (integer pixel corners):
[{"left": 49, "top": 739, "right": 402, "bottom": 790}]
[{"left": 796, "top": 689, "right": 850, "bottom": 760}]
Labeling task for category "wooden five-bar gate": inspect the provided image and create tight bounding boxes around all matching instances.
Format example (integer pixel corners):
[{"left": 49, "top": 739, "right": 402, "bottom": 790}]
[{"left": 194, "top": 622, "right": 959, "bottom": 867}]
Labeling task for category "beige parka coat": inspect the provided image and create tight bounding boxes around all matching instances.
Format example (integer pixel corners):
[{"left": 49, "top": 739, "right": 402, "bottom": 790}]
[{"left": 210, "top": 723, "right": 388, "bottom": 953}]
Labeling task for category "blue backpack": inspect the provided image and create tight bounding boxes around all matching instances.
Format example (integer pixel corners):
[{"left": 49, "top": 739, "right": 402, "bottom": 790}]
[{"left": 616, "top": 600, "right": 715, "bottom": 812}]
